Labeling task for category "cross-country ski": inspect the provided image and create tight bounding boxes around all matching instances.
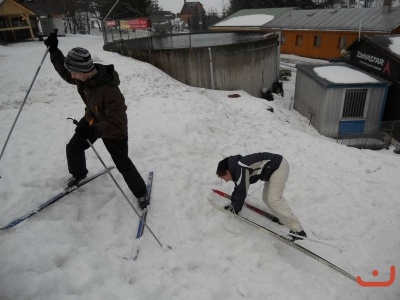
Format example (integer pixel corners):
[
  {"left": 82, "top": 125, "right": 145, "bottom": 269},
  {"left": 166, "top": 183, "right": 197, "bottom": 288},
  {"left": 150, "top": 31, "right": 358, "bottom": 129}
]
[
  {"left": 208, "top": 190, "right": 356, "bottom": 282},
  {"left": 1, "top": 167, "right": 114, "bottom": 230},
  {"left": 126, "top": 171, "right": 154, "bottom": 260}
]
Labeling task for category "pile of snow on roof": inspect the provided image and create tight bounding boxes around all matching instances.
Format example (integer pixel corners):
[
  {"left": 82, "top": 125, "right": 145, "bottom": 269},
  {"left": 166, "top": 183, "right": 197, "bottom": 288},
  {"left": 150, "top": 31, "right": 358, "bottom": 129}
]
[
  {"left": 314, "top": 66, "right": 379, "bottom": 84},
  {"left": 216, "top": 15, "right": 274, "bottom": 27}
]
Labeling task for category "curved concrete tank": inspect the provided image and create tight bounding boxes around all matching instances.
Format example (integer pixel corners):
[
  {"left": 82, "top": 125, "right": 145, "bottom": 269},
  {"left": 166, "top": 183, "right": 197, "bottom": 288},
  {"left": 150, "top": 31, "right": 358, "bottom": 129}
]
[{"left": 104, "top": 32, "right": 279, "bottom": 97}]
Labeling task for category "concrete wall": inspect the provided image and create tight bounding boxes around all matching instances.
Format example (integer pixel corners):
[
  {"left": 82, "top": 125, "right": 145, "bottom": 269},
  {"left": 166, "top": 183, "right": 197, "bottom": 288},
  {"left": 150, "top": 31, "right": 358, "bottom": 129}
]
[
  {"left": 211, "top": 38, "right": 278, "bottom": 97},
  {"left": 105, "top": 34, "right": 279, "bottom": 97}
]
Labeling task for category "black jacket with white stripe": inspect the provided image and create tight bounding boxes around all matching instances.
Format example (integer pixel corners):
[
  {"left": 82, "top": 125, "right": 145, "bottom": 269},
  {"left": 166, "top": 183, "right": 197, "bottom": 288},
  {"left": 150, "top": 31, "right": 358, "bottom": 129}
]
[{"left": 228, "top": 152, "right": 283, "bottom": 212}]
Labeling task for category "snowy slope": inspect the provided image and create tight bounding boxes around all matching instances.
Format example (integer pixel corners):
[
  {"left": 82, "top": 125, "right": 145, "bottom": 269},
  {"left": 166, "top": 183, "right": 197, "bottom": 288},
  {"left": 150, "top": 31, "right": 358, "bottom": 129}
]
[{"left": 0, "top": 32, "right": 399, "bottom": 300}]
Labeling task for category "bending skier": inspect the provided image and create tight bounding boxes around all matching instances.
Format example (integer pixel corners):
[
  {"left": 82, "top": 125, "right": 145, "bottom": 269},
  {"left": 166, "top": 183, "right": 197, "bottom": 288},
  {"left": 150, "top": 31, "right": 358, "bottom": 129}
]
[
  {"left": 216, "top": 152, "right": 307, "bottom": 240},
  {"left": 44, "top": 33, "right": 149, "bottom": 210}
]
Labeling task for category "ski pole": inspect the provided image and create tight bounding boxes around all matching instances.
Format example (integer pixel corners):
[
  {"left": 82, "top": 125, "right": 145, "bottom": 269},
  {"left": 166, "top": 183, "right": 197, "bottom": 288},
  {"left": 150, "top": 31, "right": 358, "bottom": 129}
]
[
  {"left": 248, "top": 183, "right": 264, "bottom": 197},
  {"left": 87, "top": 138, "right": 165, "bottom": 248},
  {"left": 104, "top": 0, "right": 121, "bottom": 20},
  {"left": 0, "top": 29, "right": 58, "bottom": 175},
  {"left": 67, "top": 118, "right": 165, "bottom": 248}
]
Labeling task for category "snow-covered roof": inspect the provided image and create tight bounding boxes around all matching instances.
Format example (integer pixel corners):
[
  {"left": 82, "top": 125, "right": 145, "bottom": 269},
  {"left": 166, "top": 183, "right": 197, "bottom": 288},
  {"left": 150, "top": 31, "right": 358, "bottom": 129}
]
[
  {"left": 297, "top": 63, "right": 391, "bottom": 87},
  {"left": 314, "top": 66, "right": 379, "bottom": 84},
  {"left": 212, "top": 8, "right": 295, "bottom": 28},
  {"left": 263, "top": 7, "right": 400, "bottom": 32},
  {"left": 213, "top": 7, "right": 400, "bottom": 32},
  {"left": 216, "top": 14, "right": 274, "bottom": 27}
]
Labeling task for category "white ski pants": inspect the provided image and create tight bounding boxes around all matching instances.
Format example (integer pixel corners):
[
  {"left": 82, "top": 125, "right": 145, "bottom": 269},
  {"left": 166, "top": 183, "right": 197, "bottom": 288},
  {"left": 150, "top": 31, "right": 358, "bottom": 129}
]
[{"left": 262, "top": 158, "right": 304, "bottom": 232}]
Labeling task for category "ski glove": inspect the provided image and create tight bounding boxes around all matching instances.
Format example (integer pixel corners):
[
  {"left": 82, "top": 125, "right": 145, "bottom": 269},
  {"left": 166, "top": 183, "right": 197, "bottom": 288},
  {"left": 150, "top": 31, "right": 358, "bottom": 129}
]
[
  {"left": 75, "top": 123, "right": 95, "bottom": 139},
  {"left": 44, "top": 33, "right": 58, "bottom": 52},
  {"left": 224, "top": 205, "right": 237, "bottom": 215},
  {"left": 230, "top": 191, "right": 243, "bottom": 213}
]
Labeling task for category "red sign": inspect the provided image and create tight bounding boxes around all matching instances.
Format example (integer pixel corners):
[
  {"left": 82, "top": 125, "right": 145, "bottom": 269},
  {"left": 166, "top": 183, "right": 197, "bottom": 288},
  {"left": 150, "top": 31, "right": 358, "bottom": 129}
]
[
  {"left": 106, "top": 18, "right": 150, "bottom": 30},
  {"left": 129, "top": 18, "right": 150, "bottom": 29},
  {"left": 105, "top": 20, "right": 116, "bottom": 27}
]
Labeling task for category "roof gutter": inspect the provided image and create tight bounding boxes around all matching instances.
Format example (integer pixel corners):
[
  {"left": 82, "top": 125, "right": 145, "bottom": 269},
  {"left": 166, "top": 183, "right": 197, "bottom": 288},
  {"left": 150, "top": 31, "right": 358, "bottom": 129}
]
[{"left": 263, "top": 27, "right": 391, "bottom": 34}]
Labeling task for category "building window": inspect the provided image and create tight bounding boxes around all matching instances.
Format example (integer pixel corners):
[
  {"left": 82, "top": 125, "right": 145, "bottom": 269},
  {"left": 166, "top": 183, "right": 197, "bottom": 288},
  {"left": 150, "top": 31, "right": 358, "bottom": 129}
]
[
  {"left": 295, "top": 35, "right": 303, "bottom": 46},
  {"left": 338, "top": 36, "right": 347, "bottom": 49},
  {"left": 342, "top": 89, "right": 367, "bottom": 118},
  {"left": 281, "top": 34, "right": 286, "bottom": 45},
  {"left": 313, "top": 36, "right": 322, "bottom": 48}
]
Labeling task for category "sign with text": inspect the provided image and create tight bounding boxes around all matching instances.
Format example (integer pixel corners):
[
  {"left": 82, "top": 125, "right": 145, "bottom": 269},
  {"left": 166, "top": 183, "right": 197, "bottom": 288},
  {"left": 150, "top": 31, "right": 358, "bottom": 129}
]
[
  {"left": 106, "top": 18, "right": 150, "bottom": 30},
  {"left": 105, "top": 20, "right": 116, "bottom": 27},
  {"left": 351, "top": 42, "right": 399, "bottom": 82}
]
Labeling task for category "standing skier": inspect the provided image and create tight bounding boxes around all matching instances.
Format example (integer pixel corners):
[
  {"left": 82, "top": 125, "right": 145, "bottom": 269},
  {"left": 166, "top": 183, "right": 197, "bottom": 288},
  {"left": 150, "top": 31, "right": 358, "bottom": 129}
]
[
  {"left": 44, "top": 33, "right": 149, "bottom": 210},
  {"left": 216, "top": 152, "right": 307, "bottom": 240}
]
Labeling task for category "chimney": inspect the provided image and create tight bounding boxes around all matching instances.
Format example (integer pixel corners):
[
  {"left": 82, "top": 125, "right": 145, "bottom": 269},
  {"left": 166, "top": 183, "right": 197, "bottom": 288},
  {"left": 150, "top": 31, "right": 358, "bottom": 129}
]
[{"left": 383, "top": 0, "right": 392, "bottom": 13}]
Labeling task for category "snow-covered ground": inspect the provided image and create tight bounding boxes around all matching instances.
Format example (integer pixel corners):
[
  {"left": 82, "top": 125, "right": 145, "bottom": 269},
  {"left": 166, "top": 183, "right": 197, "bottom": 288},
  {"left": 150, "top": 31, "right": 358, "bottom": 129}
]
[{"left": 0, "top": 32, "right": 399, "bottom": 300}]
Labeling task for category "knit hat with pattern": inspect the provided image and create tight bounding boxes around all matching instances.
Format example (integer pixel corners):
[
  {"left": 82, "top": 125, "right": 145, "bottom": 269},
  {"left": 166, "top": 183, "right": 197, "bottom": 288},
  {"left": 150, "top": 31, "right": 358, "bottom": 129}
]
[{"left": 64, "top": 47, "right": 94, "bottom": 73}]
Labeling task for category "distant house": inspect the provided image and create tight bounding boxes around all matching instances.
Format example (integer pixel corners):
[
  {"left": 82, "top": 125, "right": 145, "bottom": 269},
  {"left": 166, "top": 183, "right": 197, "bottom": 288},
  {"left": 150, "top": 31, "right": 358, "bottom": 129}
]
[
  {"left": 210, "top": 2, "right": 400, "bottom": 60},
  {"left": 149, "top": 10, "right": 175, "bottom": 25},
  {"left": 179, "top": 1, "right": 205, "bottom": 30},
  {"left": 0, "top": 0, "right": 35, "bottom": 43},
  {"left": 294, "top": 63, "right": 391, "bottom": 138},
  {"left": 263, "top": 5, "right": 400, "bottom": 60},
  {"left": 149, "top": 10, "right": 176, "bottom": 34},
  {"left": 179, "top": 1, "right": 203, "bottom": 23},
  {"left": 20, "top": 1, "right": 64, "bottom": 36}
]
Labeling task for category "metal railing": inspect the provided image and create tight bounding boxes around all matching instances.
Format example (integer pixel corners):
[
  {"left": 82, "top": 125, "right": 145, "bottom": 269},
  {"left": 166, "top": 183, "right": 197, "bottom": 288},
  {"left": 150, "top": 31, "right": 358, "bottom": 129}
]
[
  {"left": 337, "top": 120, "right": 400, "bottom": 151},
  {"left": 102, "top": 18, "right": 209, "bottom": 51}
]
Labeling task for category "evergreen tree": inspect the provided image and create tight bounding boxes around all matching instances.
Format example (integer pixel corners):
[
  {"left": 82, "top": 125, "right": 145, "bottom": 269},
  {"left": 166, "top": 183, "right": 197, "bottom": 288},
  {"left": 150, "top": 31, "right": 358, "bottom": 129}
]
[
  {"left": 227, "top": 0, "right": 249, "bottom": 14},
  {"left": 150, "top": 0, "right": 162, "bottom": 12},
  {"left": 190, "top": 6, "right": 207, "bottom": 32},
  {"left": 206, "top": 8, "right": 223, "bottom": 28}
]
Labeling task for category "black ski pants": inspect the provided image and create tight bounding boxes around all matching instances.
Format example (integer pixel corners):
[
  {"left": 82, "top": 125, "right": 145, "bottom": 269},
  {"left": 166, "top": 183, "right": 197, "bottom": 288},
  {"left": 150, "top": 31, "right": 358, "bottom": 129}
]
[{"left": 66, "top": 133, "right": 147, "bottom": 198}]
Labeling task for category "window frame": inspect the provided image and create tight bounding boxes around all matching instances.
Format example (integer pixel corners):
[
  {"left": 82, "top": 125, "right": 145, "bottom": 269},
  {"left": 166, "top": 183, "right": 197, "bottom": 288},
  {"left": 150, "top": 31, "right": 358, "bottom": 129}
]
[
  {"left": 341, "top": 88, "right": 369, "bottom": 119},
  {"left": 338, "top": 36, "right": 347, "bottom": 49},
  {"left": 295, "top": 35, "right": 303, "bottom": 46},
  {"left": 281, "top": 34, "right": 286, "bottom": 45}
]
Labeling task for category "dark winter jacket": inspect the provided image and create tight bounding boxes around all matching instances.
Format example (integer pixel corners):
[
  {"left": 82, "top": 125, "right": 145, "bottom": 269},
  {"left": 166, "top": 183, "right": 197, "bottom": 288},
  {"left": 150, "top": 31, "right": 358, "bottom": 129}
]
[
  {"left": 50, "top": 49, "right": 128, "bottom": 139},
  {"left": 228, "top": 152, "right": 283, "bottom": 212}
]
